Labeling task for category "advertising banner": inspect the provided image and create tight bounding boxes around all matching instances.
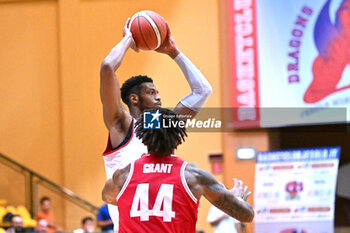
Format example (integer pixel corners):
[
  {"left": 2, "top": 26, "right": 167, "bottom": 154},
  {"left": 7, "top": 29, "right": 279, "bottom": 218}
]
[
  {"left": 254, "top": 147, "right": 340, "bottom": 233},
  {"left": 229, "top": 0, "right": 350, "bottom": 128}
]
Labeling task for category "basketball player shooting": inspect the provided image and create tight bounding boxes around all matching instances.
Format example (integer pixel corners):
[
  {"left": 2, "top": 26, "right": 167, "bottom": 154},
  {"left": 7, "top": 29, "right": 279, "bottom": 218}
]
[
  {"left": 100, "top": 17, "right": 212, "bottom": 231},
  {"left": 102, "top": 108, "right": 254, "bottom": 232}
]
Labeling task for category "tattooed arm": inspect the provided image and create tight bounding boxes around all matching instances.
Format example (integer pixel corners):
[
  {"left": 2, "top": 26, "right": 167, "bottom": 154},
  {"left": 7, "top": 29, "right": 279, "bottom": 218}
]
[
  {"left": 185, "top": 165, "right": 254, "bottom": 222},
  {"left": 102, "top": 164, "right": 131, "bottom": 205}
]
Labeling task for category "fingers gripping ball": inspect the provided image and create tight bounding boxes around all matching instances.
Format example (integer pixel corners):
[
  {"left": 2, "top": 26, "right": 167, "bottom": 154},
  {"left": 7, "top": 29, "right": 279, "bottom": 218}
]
[{"left": 129, "top": 10, "right": 167, "bottom": 50}]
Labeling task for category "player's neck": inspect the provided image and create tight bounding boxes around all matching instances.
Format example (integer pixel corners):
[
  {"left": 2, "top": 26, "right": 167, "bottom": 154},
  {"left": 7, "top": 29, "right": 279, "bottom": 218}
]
[
  {"left": 129, "top": 107, "right": 142, "bottom": 119},
  {"left": 149, "top": 151, "right": 174, "bottom": 156}
]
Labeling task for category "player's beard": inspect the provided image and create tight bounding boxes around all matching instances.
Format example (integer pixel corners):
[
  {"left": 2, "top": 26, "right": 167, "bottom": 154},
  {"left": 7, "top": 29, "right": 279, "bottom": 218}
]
[{"left": 139, "top": 96, "right": 148, "bottom": 112}]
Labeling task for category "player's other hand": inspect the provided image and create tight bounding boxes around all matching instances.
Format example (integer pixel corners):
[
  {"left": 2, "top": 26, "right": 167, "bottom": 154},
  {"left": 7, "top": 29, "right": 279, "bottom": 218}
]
[
  {"left": 155, "top": 21, "right": 179, "bottom": 58},
  {"left": 123, "top": 18, "right": 139, "bottom": 53},
  {"left": 230, "top": 178, "right": 252, "bottom": 201}
]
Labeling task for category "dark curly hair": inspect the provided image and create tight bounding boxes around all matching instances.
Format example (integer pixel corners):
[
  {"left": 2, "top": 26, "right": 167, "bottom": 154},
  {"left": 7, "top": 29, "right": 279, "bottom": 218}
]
[
  {"left": 120, "top": 75, "right": 153, "bottom": 108},
  {"left": 135, "top": 108, "right": 187, "bottom": 156}
]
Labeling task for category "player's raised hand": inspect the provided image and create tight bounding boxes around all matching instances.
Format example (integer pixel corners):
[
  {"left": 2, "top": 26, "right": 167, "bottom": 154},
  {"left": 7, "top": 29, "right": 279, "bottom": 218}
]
[
  {"left": 123, "top": 18, "right": 139, "bottom": 53},
  {"left": 230, "top": 178, "right": 252, "bottom": 201},
  {"left": 155, "top": 21, "right": 179, "bottom": 58}
]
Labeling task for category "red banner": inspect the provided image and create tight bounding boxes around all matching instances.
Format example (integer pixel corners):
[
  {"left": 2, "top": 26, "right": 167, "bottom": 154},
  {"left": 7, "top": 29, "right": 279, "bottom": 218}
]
[{"left": 228, "top": 0, "right": 260, "bottom": 128}]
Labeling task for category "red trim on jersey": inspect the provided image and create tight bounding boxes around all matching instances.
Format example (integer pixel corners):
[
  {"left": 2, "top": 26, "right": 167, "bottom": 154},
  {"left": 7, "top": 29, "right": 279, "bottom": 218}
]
[
  {"left": 116, "top": 161, "right": 135, "bottom": 201},
  {"left": 102, "top": 119, "right": 135, "bottom": 156},
  {"left": 180, "top": 162, "right": 198, "bottom": 204}
]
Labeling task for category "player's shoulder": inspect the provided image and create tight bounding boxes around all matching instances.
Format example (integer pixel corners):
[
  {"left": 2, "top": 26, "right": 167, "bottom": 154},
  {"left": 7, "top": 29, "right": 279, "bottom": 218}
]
[
  {"left": 184, "top": 165, "right": 217, "bottom": 186},
  {"left": 184, "top": 165, "right": 204, "bottom": 185},
  {"left": 184, "top": 164, "right": 212, "bottom": 199}
]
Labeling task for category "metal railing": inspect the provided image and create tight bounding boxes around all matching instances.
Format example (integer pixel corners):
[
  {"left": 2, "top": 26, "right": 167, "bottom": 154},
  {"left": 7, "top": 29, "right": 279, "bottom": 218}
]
[{"left": 0, "top": 152, "right": 99, "bottom": 217}]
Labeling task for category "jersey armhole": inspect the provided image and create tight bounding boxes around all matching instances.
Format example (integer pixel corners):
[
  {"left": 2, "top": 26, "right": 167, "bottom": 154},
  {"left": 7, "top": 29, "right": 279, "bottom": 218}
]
[
  {"left": 103, "top": 119, "right": 134, "bottom": 156},
  {"left": 116, "top": 162, "right": 134, "bottom": 201},
  {"left": 180, "top": 162, "right": 198, "bottom": 204}
]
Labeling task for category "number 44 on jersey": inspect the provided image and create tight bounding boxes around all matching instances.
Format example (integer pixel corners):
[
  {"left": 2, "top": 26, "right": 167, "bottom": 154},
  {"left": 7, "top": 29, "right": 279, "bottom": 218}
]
[{"left": 130, "top": 183, "right": 176, "bottom": 222}]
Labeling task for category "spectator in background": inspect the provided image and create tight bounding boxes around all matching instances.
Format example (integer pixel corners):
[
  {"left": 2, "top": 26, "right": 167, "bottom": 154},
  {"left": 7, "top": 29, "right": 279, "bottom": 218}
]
[
  {"left": 73, "top": 217, "right": 95, "bottom": 233},
  {"left": 35, "top": 197, "right": 62, "bottom": 233},
  {"left": 5, "top": 215, "right": 23, "bottom": 233},
  {"left": 207, "top": 178, "right": 248, "bottom": 233},
  {"left": 96, "top": 204, "right": 113, "bottom": 233},
  {"left": 207, "top": 205, "right": 246, "bottom": 233},
  {"left": 34, "top": 219, "right": 48, "bottom": 233}
]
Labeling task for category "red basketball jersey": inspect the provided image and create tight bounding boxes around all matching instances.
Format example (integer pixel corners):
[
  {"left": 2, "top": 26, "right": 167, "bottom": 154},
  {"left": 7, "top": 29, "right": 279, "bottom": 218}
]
[{"left": 116, "top": 154, "right": 199, "bottom": 233}]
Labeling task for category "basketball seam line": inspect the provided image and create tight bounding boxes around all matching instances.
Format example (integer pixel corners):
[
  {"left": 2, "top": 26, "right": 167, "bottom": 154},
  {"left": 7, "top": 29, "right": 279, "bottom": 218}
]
[
  {"left": 143, "top": 11, "right": 161, "bottom": 49},
  {"left": 137, "top": 14, "right": 151, "bottom": 50}
]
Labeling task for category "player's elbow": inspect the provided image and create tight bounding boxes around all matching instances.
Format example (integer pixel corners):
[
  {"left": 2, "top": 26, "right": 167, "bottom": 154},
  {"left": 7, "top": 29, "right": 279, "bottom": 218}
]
[
  {"left": 101, "top": 189, "right": 112, "bottom": 204},
  {"left": 240, "top": 206, "right": 255, "bottom": 223},
  {"left": 202, "top": 83, "right": 212, "bottom": 99},
  {"left": 101, "top": 189, "right": 108, "bottom": 203},
  {"left": 194, "top": 82, "right": 212, "bottom": 100},
  {"left": 193, "top": 83, "right": 212, "bottom": 105},
  {"left": 198, "top": 84, "right": 212, "bottom": 107},
  {"left": 102, "top": 190, "right": 117, "bottom": 205},
  {"left": 229, "top": 202, "right": 255, "bottom": 223},
  {"left": 100, "top": 61, "right": 114, "bottom": 74},
  {"left": 245, "top": 208, "right": 255, "bottom": 222}
]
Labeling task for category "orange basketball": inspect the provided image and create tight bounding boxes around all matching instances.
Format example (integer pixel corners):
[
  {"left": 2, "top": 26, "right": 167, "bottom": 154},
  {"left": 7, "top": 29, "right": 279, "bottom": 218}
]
[{"left": 129, "top": 11, "right": 167, "bottom": 51}]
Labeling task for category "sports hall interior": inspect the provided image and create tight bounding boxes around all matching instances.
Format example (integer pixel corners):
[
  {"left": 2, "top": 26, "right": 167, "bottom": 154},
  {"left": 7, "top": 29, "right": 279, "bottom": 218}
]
[{"left": 1, "top": 0, "right": 350, "bottom": 233}]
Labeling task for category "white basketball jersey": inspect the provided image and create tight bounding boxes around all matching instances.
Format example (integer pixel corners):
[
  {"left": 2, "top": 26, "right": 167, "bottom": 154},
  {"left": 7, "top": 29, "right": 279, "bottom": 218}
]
[{"left": 102, "top": 119, "right": 147, "bottom": 232}]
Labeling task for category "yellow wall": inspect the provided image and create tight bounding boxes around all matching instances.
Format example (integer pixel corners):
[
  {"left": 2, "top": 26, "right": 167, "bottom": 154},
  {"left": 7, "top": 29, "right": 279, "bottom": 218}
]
[
  {"left": 0, "top": 0, "right": 62, "bottom": 184},
  {"left": 0, "top": 0, "right": 223, "bottom": 232}
]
